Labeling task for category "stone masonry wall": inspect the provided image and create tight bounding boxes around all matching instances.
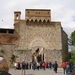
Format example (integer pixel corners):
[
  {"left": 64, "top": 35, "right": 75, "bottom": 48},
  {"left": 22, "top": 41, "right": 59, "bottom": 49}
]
[
  {"left": 14, "top": 21, "right": 64, "bottom": 67},
  {"left": 62, "top": 30, "right": 68, "bottom": 61},
  {"left": 44, "top": 49, "right": 62, "bottom": 67},
  {"left": 17, "top": 22, "right": 62, "bottom": 51},
  {"left": 13, "top": 49, "right": 32, "bottom": 62},
  {"left": 0, "top": 44, "right": 15, "bottom": 66}
]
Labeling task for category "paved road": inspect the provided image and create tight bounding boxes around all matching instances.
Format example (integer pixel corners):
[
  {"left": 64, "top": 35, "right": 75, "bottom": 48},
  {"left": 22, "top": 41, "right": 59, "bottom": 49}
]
[{"left": 9, "top": 68, "right": 65, "bottom": 75}]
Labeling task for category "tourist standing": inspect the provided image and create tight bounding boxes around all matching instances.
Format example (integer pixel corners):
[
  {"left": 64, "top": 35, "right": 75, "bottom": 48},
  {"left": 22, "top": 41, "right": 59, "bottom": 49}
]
[
  {"left": 49, "top": 62, "right": 52, "bottom": 69},
  {"left": 68, "top": 60, "right": 74, "bottom": 71},
  {"left": 0, "top": 57, "right": 11, "bottom": 75},
  {"left": 54, "top": 61, "right": 58, "bottom": 73},
  {"left": 14, "top": 62, "right": 17, "bottom": 70},
  {"left": 37, "top": 62, "right": 40, "bottom": 70},
  {"left": 21, "top": 60, "right": 26, "bottom": 75},
  {"left": 62, "top": 61, "right": 66, "bottom": 74},
  {"left": 65, "top": 62, "right": 70, "bottom": 75},
  {"left": 42, "top": 62, "right": 46, "bottom": 70},
  {"left": 32, "top": 61, "right": 37, "bottom": 70}
]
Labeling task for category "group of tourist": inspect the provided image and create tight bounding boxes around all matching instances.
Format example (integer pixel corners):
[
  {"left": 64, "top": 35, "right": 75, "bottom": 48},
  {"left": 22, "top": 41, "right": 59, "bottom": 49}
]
[
  {"left": 0, "top": 56, "right": 74, "bottom": 75},
  {"left": 14, "top": 62, "right": 28, "bottom": 70},
  {"left": 14, "top": 60, "right": 58, "bottom": 74},
  {"left": 62, "top": 60, "right": 74, "bottom": 75},
  {"left": 14, "top": 60, "right": 74, "bottom": 75},
  {"left": 30, "top": 61, "right": 58, "bottom": 72}
]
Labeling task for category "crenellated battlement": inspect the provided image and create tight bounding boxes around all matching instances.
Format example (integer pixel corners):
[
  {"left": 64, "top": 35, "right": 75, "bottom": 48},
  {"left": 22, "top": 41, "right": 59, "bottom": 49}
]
[{"left": 25, "top": 9, "right": 51, "bottom": 22}]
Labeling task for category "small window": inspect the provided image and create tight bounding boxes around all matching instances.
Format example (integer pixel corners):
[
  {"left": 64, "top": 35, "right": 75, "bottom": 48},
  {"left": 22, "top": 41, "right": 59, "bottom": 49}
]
[
  {"left": 16, "top": 14, "right": 18, "bottom": 19},
  {"left": 16, "top": 14, "right": 18, "bottom": 17}
]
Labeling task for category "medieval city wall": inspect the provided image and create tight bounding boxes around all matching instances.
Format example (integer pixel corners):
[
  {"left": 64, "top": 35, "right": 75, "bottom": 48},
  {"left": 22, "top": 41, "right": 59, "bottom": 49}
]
[
  {"left": 13, "top": 21, "right": 63, "bottom": 65},
  {"left": 16, "top": 21, "right": 62, "bottom": 51}
]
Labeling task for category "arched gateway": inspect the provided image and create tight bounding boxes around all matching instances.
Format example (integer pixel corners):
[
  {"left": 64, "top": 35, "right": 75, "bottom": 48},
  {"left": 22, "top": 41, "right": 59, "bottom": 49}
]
[{"left": 30, "top": 37, "right": 47, "bottom": 62}]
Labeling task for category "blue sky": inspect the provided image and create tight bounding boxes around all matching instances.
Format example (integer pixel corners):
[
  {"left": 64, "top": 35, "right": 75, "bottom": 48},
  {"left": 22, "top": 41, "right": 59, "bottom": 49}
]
[{"left": 0, "top": 0, "right": 75, "bottom": 38}]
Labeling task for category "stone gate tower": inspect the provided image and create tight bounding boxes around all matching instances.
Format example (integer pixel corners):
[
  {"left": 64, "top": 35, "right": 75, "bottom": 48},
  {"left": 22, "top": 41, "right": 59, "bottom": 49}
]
[
  {"left": 0, "top": 9, "right": 68, "bottom": 67},
  {"left": 13, "top": 9, "right": 68, "bottom": 66}
]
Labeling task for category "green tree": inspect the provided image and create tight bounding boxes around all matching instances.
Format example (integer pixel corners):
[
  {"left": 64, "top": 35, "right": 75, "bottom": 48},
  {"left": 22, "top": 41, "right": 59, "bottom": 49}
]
[
  {"left": 70, "top": 49, "right": 75, "bottom": 64},
  {"left": 69, "top": 31, "right": 75, "bottom": 64},
  {"left": 70, "top": 31, "right": 75, "bottom": 46},
  {"left": 68, "top": 52, "right": 71, "bottom": 59}
]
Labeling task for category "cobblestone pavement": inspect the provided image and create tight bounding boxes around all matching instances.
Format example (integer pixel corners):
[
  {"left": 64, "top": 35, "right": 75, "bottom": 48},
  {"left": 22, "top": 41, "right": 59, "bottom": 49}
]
[{"left": 9, "top": 68, "right": 65, "bottom": 75}]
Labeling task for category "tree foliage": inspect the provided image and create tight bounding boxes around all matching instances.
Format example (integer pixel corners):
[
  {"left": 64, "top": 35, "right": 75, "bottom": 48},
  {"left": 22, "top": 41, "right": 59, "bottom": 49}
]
[
  {"left": 69, "top": 30, "right": 75, "bottom": 64},
  {"left": 70, "top": 31, "right": 75, "bottom": 45},
  {"left": 70, "top": 49, "right": 75, "bottom": 64}
]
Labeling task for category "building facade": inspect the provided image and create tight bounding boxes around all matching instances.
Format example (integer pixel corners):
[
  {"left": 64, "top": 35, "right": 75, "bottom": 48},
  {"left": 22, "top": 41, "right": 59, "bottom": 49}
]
[{"left": 0, "top": 9, "right": 68, "bottom": 66}]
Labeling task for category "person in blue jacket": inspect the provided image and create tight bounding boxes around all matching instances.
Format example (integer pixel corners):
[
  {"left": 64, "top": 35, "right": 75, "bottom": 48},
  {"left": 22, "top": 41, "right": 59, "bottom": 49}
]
[{"left": 54, "top": 61, "right": 58, "bottom": 73}]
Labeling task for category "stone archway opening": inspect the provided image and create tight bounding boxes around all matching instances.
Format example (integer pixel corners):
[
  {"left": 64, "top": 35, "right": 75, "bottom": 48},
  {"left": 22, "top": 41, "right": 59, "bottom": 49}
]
[
  {"left": 30, "top": 38, "right": 47, "bottom": 62},
  {"left": 32, "top": 47, "right": 44, "bottom": 63}
]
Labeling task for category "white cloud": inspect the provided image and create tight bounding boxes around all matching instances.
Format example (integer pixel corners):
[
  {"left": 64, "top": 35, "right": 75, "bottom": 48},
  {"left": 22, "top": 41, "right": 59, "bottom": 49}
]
[{"left": 0, "top": 0, "right": 75, "bottom": 37}]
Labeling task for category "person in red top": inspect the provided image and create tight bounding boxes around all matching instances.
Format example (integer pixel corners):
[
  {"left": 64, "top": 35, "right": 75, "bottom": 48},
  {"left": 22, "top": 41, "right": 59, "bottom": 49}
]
[
  {"left": 42, "top": 62, "right": 46, "bottom": 70},
  {"left": 62, "top": 61, "right": 66, "bottom": 74}
]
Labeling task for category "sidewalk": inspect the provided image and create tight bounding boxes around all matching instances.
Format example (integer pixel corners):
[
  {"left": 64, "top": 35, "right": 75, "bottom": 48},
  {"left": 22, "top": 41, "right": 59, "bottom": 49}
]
[{"left": 9, "top": 68, "right": 65, "bottom": 75}]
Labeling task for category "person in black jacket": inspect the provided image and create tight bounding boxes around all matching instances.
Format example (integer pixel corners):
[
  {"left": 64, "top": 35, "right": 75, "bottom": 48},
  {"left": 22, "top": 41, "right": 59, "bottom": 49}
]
[
  {"left": 54, "top": 61, "right": 58, "bottom": 73},
  {"left": 21, "top": 60, "right": 26, "bottom": 75},
  {"left": 0, "top": 57, "right": 11, "bottom": 75}
]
